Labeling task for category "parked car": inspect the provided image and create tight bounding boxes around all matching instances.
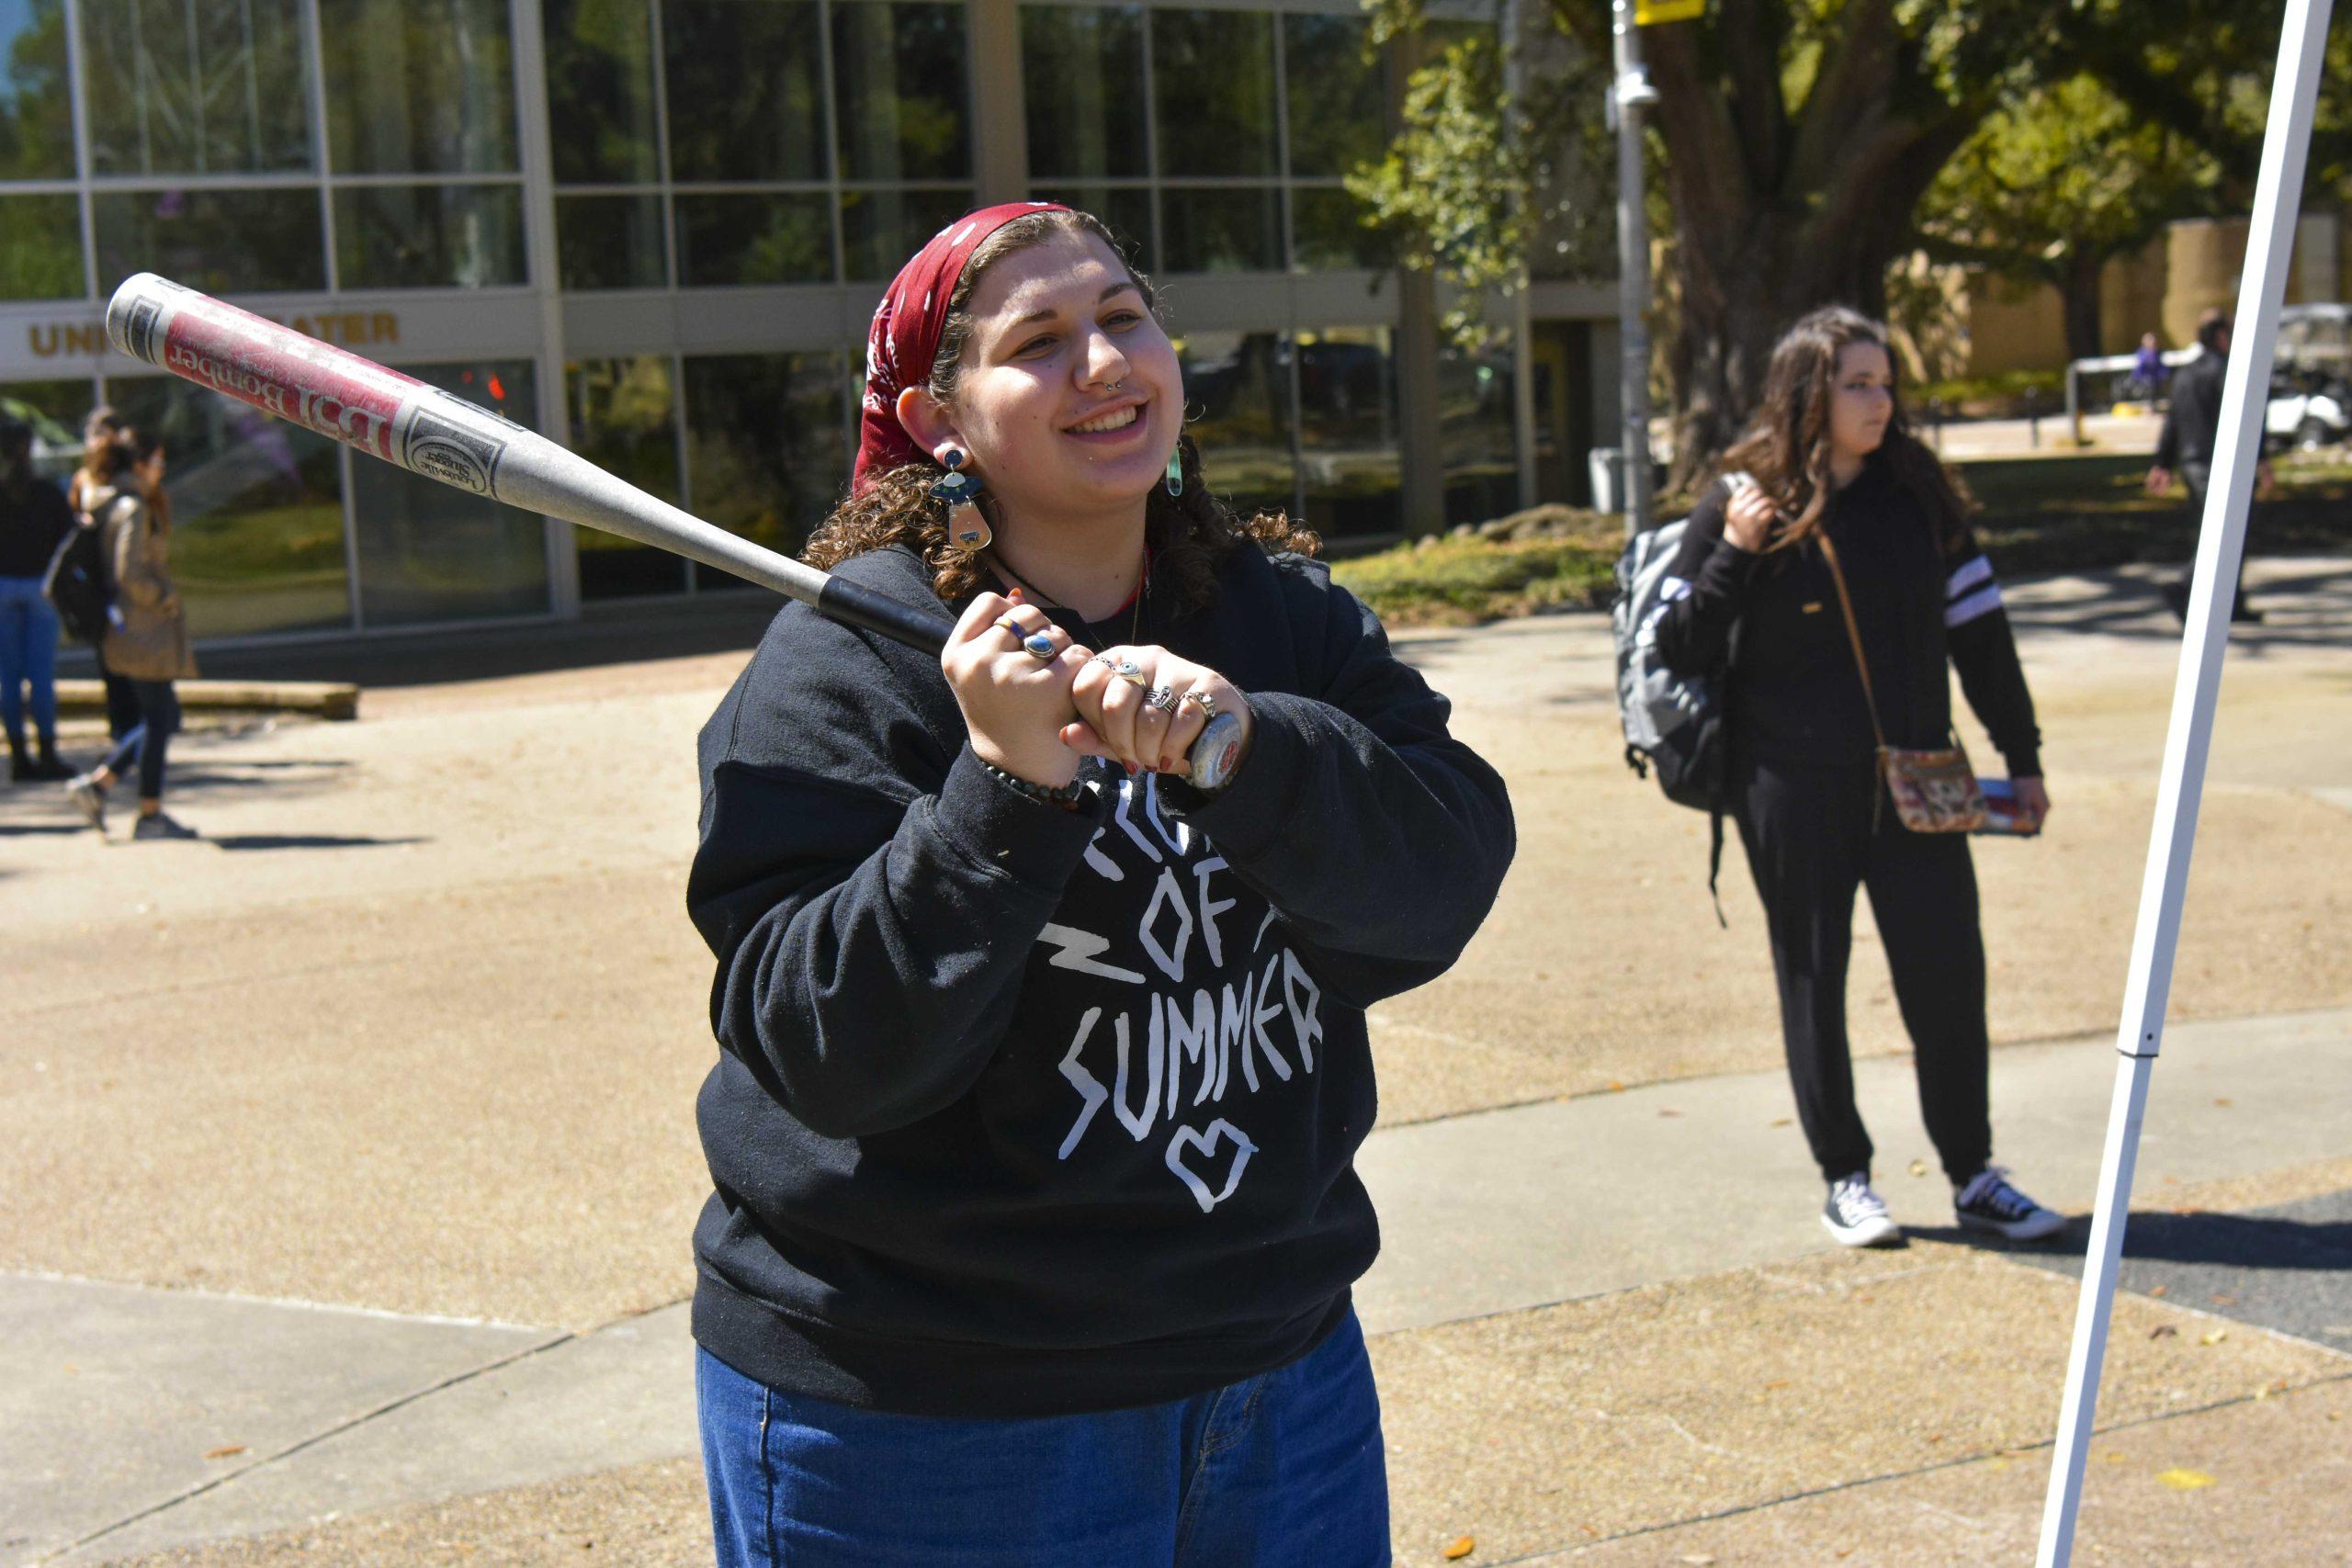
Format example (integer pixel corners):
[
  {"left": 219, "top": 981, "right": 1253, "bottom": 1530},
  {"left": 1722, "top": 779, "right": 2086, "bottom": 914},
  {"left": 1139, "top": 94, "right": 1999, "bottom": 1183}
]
[{"left": 2267, "top": 369, "right": 2351, "bottom": 451}]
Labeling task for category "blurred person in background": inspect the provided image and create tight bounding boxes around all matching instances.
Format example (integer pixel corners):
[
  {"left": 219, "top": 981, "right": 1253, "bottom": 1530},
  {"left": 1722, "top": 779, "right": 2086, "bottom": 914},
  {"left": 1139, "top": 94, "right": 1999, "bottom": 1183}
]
[
  {"left": 0, "top": 415, "right": 74, "bottom": 781},
  {"left": 64, "top": 428, "right": 198, "bottom": 841},
  {"left": 2150, "top": 310, "right": 2271, "bottom": 624},
  {"left": 68, "top": 406, "right": 149, "bottom": 744}
]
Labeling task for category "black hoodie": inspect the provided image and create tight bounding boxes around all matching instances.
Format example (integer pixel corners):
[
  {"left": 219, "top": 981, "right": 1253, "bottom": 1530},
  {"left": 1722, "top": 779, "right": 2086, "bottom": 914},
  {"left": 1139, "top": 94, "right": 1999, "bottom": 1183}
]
[{"left": 686, "top": 539, "right": 1514, "bottom": 1418}]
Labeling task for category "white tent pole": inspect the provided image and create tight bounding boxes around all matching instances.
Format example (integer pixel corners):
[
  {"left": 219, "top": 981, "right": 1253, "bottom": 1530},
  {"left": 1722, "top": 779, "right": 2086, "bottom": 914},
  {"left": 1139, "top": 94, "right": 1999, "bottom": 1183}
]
[{"left": 2035, "top": 2, "right": 2335, "bottom": 1562}]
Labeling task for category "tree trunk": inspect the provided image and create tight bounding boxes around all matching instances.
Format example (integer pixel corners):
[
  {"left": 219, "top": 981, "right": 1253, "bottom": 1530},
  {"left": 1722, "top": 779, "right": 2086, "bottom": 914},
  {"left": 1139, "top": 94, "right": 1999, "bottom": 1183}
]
[
  {"left": 1640, "top": 14, "right": 1983, "bottom": 495},
  {"left": 2059, "top": 251, "right": 2106, "bottom": 363}
]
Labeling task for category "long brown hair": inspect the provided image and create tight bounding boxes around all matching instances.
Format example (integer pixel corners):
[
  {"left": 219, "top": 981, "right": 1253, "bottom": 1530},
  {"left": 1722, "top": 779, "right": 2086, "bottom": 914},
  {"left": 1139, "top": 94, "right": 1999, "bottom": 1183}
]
[
  {"left": 1717, "top": 306, "right": 1973, "bottom": 554},
  {"left": 803, "top": 209, "right": 1316, "bottom": 615}
]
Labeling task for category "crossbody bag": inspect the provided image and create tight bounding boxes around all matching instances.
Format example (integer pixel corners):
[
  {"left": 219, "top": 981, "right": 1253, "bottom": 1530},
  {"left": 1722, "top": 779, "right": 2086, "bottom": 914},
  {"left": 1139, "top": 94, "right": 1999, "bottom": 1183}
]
[{"left": 1815, "top": 530, "right": 1986, "bottom": 833}]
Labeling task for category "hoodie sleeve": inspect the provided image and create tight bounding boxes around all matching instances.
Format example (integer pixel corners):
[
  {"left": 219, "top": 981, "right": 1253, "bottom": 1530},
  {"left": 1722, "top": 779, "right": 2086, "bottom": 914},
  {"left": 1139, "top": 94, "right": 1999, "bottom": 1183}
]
[
  {"left": 1159, "top": 560, "right": 1514, "bottom": 1010},
  {"left": 686, "top": 602, "right": 1109, "bottom": 1140},
  {"left": 1651, "top": 481, "right": 1763, "bottom": 676},
  {"left": 1940, "top": 536, "right": 2042, "bottom": 778}
]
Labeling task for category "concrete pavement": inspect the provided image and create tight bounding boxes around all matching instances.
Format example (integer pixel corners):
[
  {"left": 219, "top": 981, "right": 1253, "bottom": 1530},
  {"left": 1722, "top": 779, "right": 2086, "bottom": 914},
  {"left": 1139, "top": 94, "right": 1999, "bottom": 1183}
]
[
  {"left": 6, "top": 557, "right": 2349, "bottom": 1565},
  {"left": 11, "top": 1008, "right": 2349, "bottom": 1564}
]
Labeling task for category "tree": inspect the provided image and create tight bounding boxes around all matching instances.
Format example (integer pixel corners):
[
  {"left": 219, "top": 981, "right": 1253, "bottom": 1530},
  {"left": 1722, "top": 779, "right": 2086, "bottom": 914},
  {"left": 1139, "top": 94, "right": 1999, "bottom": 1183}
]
[
  {"left": 1356, "top": 0, "right": 2348, "bottom": 487},
  {"left": 1918, "top": 74, "right": 2219, "bottom": 362}
]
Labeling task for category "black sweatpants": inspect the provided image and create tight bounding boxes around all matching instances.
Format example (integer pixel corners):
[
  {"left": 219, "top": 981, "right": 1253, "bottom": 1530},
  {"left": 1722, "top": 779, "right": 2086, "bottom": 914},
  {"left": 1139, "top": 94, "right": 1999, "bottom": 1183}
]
[{"left": 1732, "top": 756, "right": 1992, "bottom": 1186}]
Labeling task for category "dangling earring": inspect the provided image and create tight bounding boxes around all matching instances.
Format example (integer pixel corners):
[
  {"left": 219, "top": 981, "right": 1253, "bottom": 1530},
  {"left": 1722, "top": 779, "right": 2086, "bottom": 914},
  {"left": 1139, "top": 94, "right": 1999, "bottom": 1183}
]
[
  {"left": 932, "top": 446, "right": 991, "bottom": 552},
  {"left": 1164, "top": 446, "right": 1184, "bottom": 498}
]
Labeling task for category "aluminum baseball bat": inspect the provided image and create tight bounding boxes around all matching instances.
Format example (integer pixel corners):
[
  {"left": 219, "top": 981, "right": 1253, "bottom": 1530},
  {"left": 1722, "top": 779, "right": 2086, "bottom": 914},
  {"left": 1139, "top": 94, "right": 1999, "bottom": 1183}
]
[{"left": 104, "top": 273, "right": 1246, "bottom": 784}]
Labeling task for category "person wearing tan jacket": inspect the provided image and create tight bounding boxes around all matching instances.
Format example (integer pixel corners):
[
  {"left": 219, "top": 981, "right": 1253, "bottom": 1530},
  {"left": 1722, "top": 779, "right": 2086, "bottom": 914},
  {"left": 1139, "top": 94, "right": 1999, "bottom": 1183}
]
[{"left": 64, "top": 427, "right": 198, "bottom": 841}]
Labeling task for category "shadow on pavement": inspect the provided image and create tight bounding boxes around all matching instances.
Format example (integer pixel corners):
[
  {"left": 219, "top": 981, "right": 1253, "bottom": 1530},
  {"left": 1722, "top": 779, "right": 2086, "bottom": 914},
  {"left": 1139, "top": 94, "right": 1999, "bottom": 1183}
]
[{"left": 207, "top": 834, "right": 430, "bottom": 852}]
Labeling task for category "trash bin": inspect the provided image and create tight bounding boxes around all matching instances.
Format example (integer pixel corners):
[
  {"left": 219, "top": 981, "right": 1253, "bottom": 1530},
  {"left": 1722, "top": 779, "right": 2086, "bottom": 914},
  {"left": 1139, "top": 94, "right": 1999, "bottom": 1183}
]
[{"left": 1589, "top": 446, "right": 1625, "bottom": 513}]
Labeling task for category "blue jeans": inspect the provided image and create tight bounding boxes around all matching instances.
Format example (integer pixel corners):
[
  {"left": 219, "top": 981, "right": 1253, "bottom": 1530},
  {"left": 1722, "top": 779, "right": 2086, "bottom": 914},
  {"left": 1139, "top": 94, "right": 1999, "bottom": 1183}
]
[
  {"left": 0, "top": 574, "right": 61, "bottom": 747},
  {"left": 695, "top": 1310, "right": 1389, "bottom": 1568}
]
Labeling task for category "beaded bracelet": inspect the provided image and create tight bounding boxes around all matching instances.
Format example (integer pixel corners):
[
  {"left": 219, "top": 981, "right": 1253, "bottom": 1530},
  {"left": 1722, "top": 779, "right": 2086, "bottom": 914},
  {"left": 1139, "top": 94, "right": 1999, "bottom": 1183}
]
[{"left": 979, "top": 760, "right": 1090, "bottom": 811}]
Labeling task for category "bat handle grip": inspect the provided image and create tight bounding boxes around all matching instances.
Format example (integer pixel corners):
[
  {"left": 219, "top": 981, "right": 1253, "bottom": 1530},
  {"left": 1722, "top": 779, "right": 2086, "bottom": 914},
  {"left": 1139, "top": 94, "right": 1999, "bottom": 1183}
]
[
  {"left": 808, "top": 576, "right": 1244, "bottom": 790},
  {"left": 814, "top": 576, "right": 959, "bottom": 654}
]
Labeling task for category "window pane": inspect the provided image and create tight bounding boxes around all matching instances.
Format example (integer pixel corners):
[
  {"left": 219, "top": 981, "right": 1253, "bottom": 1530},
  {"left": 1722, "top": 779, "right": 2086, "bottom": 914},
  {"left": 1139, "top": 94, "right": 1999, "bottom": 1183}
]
[
  {"left": 93, "top": 187, "right": 324, "bottom": 294},
  {"left": 81, "top": 0, "right": 312, "bottom": 175},
  {"left": 1283, "top": 14, "right": 1383, "bottom": 179},
  {"left": 104, "top": 372, "right": 350, "bottom": 637},
  {"left": 1295, "top": 327, "right": 1399, "bottom": 539},
  {"left": 1174, "top": 331, "right": 1291, "bottom": 522},
  {"left": 1029, "top": 185, "right": 1152, "bottom": 273},
  {"left": 1290, "top": 186, "right": 1385, "bottom": 272},
  {"left": 663, "top": 0, "right": 824, "bottom": 182},
  {"left": 544, "top": 0, "right": 659, "bottom": 184},
  {"left": 0, "top": 379, "right": 95, "bottom": 481},
  {"left": 1021, "top": 6, "right": 1143, "bottom": 181},
  {"left": 1160, "top": 186, "right": 1279, "bottom": 273},
  {"left": 0, "top": 0, "right": 74, "bottom": 178},
  {"left": 564, "top": 355, "right": 684, "bottom": 597},
  {"left": 1151, "top": 10, "right": 1274, "bottom": 178},
  {"left": 833, "top": 1, "right": 968, "bottom": 182},
  {"left": 1440, "top": 334, "right": 1517, "bottom": 524},
  {"left": 559, "top": 194, "right": 666, "bottom": 289},
  {"left": 0, "top": 193, "right": 83, "bottom": 299},
  {"left": 683, "top": 351, "right": 843, "bottom": 578},
  {"left": 840, "top": 186, "right": 972, "bottom": 282},
  {"left": 353, "top": 360, "right": 548, "bottom": 626},
  {"left": 334, "top": 184, "right": 526, "bottom": 289},
  {"left": 674, "top": 193, "right": 831, "bottom": 286},
  {"left": 320, "top": 0, "right": 517, "bottom": 175}
]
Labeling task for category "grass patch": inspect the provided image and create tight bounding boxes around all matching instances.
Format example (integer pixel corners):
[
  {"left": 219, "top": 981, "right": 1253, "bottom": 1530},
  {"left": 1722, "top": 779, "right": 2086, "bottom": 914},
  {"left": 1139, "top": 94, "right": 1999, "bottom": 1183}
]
[{"left": 1333, "top": 525, "right": 1618, "bottom": 628}]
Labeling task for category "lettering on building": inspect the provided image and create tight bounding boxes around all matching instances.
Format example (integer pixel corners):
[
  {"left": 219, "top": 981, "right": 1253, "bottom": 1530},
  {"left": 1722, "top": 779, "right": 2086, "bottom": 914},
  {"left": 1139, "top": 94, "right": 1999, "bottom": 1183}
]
[{"left": 29, "top": 310, "right": 401, "bottom": 361}]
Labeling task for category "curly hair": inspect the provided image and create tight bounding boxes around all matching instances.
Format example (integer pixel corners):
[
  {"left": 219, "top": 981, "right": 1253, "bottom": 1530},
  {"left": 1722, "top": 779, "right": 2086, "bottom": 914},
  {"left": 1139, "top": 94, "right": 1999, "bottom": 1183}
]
[
  {"left": 802, "top": 209, "right": 1317, "bottom": 615},
  {"left": 1717, "top": 305, "right": 1973, "bottom": 556}
]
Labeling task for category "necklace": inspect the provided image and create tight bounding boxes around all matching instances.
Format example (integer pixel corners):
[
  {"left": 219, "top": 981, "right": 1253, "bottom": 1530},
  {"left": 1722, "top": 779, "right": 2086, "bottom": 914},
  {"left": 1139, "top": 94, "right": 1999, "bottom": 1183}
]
[{"left": 987, "top": 543, "right": 1150, "bottom": 647}]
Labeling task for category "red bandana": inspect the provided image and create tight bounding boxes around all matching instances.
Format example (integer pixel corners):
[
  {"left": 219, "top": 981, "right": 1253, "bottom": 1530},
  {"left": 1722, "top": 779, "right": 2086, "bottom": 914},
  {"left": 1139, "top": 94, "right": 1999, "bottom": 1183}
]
[{"left": 852, "top": 201, "right": 1071, "bottom": 495}]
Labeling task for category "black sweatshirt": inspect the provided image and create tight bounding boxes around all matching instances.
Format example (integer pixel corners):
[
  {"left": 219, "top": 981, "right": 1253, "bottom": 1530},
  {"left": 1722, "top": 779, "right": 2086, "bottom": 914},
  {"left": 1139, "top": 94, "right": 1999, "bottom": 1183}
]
[
  {"left": 2154, "top": 348, "right": 2228, "bottom": 472},
  {"left": 0, "top": 476, "right": 75, "bottom": 580},
  {"left": 686, "top": 540, "right": 1513, "bottom": 1418},
  {"left": 1653, "top": 455, "right": 2041, "bottom": 779}
]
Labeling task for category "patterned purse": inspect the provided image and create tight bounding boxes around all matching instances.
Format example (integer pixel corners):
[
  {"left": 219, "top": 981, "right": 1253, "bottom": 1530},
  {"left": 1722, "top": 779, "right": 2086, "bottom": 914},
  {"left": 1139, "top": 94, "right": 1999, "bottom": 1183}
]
[{"left": 1816, "top": 532, "right": 1987, "bottom": 834}]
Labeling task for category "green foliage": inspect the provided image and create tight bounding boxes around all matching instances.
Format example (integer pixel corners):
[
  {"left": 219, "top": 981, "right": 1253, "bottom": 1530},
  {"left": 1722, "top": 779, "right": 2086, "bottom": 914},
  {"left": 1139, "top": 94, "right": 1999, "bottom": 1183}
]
[
  {"left": 1919, "top": 73, "right": 2218, "bottom": 285},
  {"left": 1347, "top": 4, "right": 1611, "bottom": 344},
  {"left": 1332, "top": 532, "right": 1619, "bottom": 626}
]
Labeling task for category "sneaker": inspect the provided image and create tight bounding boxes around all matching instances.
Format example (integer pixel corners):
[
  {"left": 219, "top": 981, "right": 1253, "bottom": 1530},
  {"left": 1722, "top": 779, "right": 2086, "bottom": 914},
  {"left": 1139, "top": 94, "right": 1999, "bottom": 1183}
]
[
  {"left": 130, "top": 811, "right": 199, "bottom": 842},
  {"left": 1954, "top": 1166, "right": 2064, "bottom": 1241},
  {"left": 64, "top": 773, "right": 107, "bottom": 830},
  {"left": 1822, "top": 1172, "right": 1903, "bottom": 1247}
]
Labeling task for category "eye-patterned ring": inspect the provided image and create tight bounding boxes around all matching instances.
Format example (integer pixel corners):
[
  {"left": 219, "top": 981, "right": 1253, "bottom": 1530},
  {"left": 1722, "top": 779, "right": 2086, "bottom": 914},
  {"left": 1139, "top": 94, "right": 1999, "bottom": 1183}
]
[{"left": 1092, "top": 654, "right": 1149, "bottom": 688}]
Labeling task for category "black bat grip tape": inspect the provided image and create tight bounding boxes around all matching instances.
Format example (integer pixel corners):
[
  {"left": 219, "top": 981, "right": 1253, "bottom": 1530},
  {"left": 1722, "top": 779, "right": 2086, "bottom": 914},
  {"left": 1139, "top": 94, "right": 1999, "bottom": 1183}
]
[{"left": 814, "top": 576, "right": 959, "bottom": 655}]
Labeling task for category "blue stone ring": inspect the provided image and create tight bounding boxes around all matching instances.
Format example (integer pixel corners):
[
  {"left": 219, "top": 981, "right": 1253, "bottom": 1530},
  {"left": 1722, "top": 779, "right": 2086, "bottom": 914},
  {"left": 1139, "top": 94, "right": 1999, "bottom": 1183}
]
[{"left": 1023, "top": 630, "right": 1057, "bottom": 660}]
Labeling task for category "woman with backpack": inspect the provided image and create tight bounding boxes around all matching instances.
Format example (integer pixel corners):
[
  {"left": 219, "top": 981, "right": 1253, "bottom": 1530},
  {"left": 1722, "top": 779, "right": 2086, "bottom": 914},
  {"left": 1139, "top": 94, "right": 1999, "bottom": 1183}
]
[
  {"left": 684, "top": 202, "right": 1513, "bottom": 1566},
  {"left": 64, "top": 427, "right": 198, "bottom": 841},
  {"left": 0, "top": 416, "right": 75, "bottom": 782},
  {"left": 1653, "top": 306, "right": 2062, "bottom": 1249}
]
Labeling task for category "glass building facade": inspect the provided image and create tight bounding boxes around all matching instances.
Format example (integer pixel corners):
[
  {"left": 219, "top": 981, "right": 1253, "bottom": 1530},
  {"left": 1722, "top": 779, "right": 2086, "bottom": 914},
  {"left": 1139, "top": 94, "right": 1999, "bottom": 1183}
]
[{"left": 0, "top": 0, "right": 1608, "bottom": 643}]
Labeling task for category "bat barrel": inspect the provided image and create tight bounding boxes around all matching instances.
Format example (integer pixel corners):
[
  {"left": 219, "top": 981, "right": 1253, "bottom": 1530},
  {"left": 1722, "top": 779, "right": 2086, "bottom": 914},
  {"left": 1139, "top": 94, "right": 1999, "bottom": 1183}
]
[{"left": 103, "top": 274, "right": 957, "bottom": 649}]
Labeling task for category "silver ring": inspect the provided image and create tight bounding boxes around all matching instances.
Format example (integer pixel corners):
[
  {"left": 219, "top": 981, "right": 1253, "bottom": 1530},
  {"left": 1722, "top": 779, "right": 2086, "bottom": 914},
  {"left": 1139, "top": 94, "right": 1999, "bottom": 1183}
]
[
  {"left": 1023, "top": 630, "right": 1057, "bottom": 660},
  {"left": 1180, "top": 690, "right": 1219, "bottom": 719},
  {"left": 1146, "top": 687, "right": 1180, "bottom": 715}
]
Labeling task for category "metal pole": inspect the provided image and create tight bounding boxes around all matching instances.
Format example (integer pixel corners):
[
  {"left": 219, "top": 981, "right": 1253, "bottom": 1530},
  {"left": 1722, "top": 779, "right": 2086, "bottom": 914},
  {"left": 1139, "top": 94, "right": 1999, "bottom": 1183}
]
[
  {"left": 1504, "top": 0, "right": 1539, "bottom": 512},
  {"left": 1609, "top": 0, "right": 1656, "bottom": 536},
  {"left": 2034, "top": 2, "right": 2334, "bottom": 1562}
]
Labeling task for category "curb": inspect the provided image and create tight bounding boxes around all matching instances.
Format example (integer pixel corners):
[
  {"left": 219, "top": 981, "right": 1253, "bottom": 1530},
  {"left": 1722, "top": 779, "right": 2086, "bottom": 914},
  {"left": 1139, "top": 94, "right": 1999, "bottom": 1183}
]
[{"left": 52, "top": 678, "right": 360, "bottom": 722}]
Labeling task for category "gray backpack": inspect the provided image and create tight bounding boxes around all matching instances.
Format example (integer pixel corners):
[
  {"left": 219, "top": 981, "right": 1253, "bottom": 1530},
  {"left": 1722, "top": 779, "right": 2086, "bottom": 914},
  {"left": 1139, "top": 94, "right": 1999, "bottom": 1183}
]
[{"left": 1611, "top": 513, "right": 1725, "bottom": 812}]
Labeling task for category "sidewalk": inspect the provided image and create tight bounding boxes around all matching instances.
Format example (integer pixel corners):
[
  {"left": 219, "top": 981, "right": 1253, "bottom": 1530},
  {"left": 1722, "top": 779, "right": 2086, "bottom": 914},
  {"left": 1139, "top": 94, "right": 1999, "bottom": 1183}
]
[
  {"left": 5, "top": 558, "right": 2347, "bottom": 1566},
  {"left": 11, "top": 1010, "right": 2346, "bottom": 1565}
]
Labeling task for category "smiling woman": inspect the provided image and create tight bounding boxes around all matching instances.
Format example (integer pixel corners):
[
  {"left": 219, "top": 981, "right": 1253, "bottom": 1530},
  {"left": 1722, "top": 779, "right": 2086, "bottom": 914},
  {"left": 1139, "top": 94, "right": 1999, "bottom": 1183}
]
[{"left": 683, "top": 201, "right": 1517, "bottom": 1566}]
